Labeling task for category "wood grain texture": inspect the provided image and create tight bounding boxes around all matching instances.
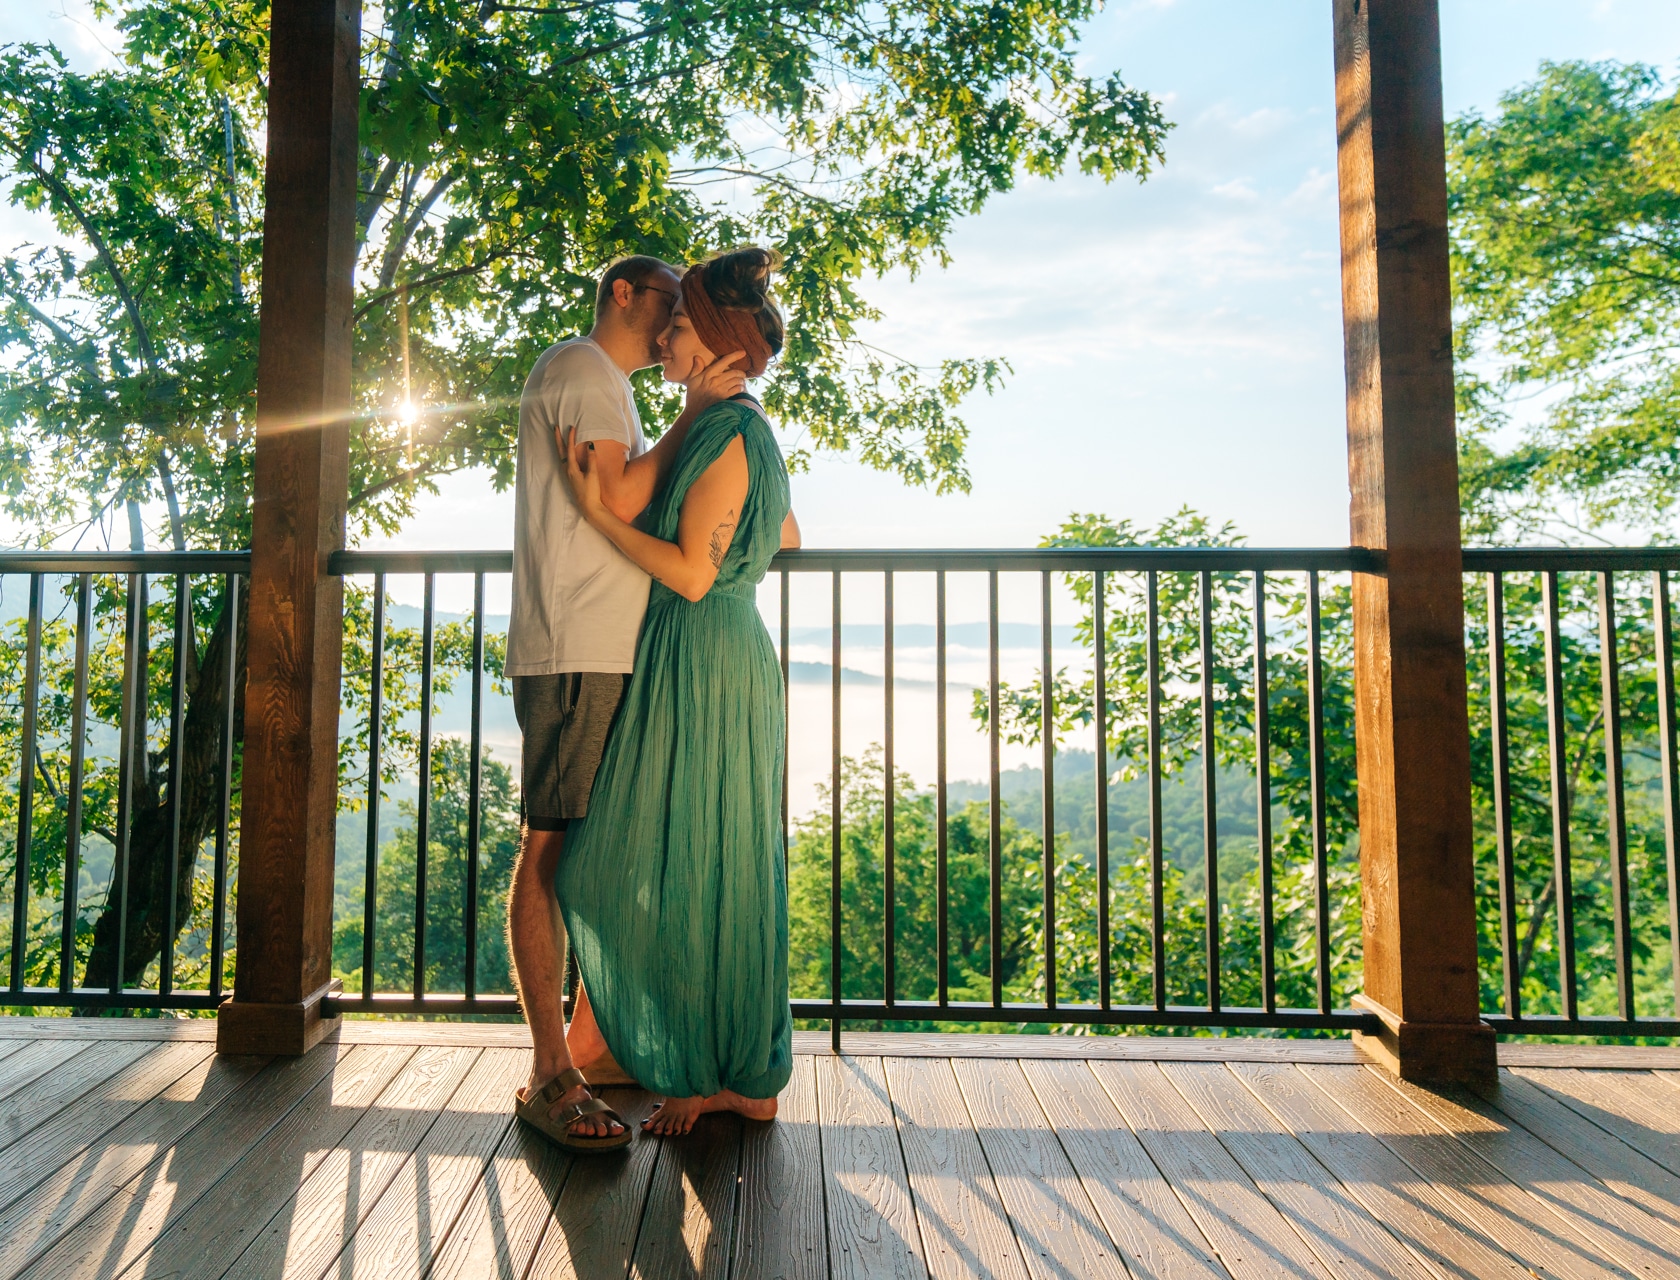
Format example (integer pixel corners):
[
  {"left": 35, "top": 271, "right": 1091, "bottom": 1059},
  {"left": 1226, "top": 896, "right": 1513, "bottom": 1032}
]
[
  {"left": 817, "top": 1055, "right": 927, "bottom": 1280},
  {"left": 1019, "top": 1059, "right": 1225, "bottom": 1280},
  {"left": 1158, "top": 1062, "right": 1434, "bottom": 1279},
  {"left": 1497, "top": 1044, "right": 1680, "bottom": 1070},
  {"left": 1230, "top": 1063, "right": 1530, "bottom": 1280},
  {"left": 0, "top": 1038, "right": 25, "bottom": 1061},
  {"left": 1378, "top": 1070, "right": 1680, "bottom": 1277},
  {"left": 0, "top": 1039, "right": 152, "bottom": 1152},
  {"left": 216, "top": 1045, "right": 480, "bottom": 1280},
  {"left": 1333, "top": 0, "right": 1490, "bottom": 1078},
  {"left": 424, "top": 1116, "right": 573, "bottom": 1280},
  {"left": 1473, "top": 1071, "right": 1680, "bottom": 1238},
  {"left": 1512, "top": 1068, "right": 1680, "bottom": 1177},
  {"left": 20, "top": 1042, "right": 407, "bottom": 1280},
  {"left": 0, "top": 1039, "right": 93, "bottom": 1100},
  {"left": 0, "top": 1041, "right": 211, "bottom": 1210},
  {"left": 0, "top": 1050, "right": 265, "bottom": 1280},
  {"left": 950, "top": 1057, "right": 1122, "bottom": 1279},
  {"left": 525, "top": 1086, "right": 663, "bottom": 1278},
  {"left": 734, "top": 1053, "right": 827, "bottom": 1280},
  {"left": 1297, "top": 1064, "right": 1625, "bottom": 1280},
  {"left": 884, "top": 1054, "right": 1024, "bottom": 1280},
  {"left": 630, "top": 1111, "right": 743, "bottom": 1279},
  {"left": 1090, "top": 1060, "right": 1336, "bottom": 1279},
  {"left": 330, "top": 1046, "right": 525, "bottom": 1280}
]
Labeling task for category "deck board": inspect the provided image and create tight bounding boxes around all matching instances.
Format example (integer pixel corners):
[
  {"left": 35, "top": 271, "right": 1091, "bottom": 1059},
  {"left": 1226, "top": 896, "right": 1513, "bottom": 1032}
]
[
  {"left": 1230, "top": 1062, "right": 1531, "bottom": 1280},
  {"left": 1158, "top": 1061, "right": 1432, "bottom": 1279},
  {"left": 0, "top": 1039, "right": 153, "bottom": 1152},
  {"left": 0, "top": 1021, "right": 1676, "bottom": 1280},
  {"left": 1473, "top": 1070, "right": 1680, "bottom": 1239},
  {"left": 951, "top": 1056, "right": 1123, "bottom": 1279},
  {"left": 1298, "top": 1064, "right": 1628, "bottom": 1280},
  {"left": 425, "top": 1118, "right": 572, "bottom": 1280},
  {"left": 886, "top": 1053, "right": 1022, "bottom": 1280},
  {"left": 818, "top": 1054, "right": 927, "bottom": 1280},
  {"left": 1020, "top": 1058, "right": 1227, "bottom": 1280},
  {"left": 1378, "top": 1071, "right": 1680, "bottom": 1278},
  {"left": 733, "top": 1053, "right": 826, "bottom": 1280}
]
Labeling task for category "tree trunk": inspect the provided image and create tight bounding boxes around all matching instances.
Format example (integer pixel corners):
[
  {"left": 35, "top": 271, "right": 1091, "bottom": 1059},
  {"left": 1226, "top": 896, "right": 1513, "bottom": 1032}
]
[{"left": 81, "top": 582, "right": 247, "bottom": 1001}]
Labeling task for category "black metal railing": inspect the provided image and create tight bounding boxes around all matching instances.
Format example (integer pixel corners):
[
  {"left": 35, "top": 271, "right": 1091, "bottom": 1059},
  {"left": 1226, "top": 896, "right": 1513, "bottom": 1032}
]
[
  {"left": 1, "top": 550, "right": 246, "bottom": 1011},
  {"left": 3, "top": 544, "right": 1677, "bottom": 1042}
]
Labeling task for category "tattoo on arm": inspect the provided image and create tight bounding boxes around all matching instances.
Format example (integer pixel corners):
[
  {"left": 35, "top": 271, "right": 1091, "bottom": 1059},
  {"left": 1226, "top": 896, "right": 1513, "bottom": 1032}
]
[{"left": 708, "top": 510, "right": 739, "bottom": 569}]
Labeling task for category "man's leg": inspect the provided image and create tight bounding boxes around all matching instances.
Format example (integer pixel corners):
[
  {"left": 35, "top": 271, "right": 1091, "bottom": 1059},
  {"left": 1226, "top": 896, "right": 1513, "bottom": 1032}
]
[{"left": 507, "top": 824, "right": 618, "bottom": 1138}]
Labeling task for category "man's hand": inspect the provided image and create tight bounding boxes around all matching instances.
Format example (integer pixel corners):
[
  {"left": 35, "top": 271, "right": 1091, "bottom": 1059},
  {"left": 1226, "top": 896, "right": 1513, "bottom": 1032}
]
[{"left": 683, "top": 350, "right": 748, "bottom": 416}]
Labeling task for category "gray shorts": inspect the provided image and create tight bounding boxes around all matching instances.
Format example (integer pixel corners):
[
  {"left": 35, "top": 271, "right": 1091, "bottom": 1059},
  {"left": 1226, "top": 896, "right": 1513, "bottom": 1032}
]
[{"left": 512, "top": 672, "right": 630, "bottom": 829}]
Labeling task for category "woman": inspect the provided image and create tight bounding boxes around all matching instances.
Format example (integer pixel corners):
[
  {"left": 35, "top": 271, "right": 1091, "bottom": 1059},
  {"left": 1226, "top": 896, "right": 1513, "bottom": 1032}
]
[{"left": 557, "top": 246, "right": 799, "bottom": 1136}]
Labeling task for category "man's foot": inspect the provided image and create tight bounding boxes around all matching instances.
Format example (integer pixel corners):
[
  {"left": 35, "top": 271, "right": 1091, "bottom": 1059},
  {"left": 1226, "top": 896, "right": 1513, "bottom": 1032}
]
[
  {"left": 520, "top": 1075, "right": 624, "bottom": 1140},
  {"left": 642, "top": 1089, "right": 778, "bottom": 1136}
]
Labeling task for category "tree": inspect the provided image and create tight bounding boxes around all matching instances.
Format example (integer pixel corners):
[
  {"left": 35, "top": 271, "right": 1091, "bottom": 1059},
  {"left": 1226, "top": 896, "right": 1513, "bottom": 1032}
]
[
  {"left": 0, "top": 0, "right": 1169, "bottom": 995},
  {"left": 1449, "top": 60, "right": 1680, "bottom": 541}
]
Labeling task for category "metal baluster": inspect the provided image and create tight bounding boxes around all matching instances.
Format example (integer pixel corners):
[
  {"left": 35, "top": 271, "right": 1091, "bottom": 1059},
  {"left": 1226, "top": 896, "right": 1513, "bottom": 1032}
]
[
  {"left": 1597, "top": 571, "right": 1634, "bottom": 1021},
  {"left": 162, "top": 572, "right": 191, "bottom": 996},
  {"left": 831, "top": 570, "right": 843, "bottom": 1052},
  {"left": 780, "top": 569, "right": 790, "bottom": 868},
  {"left": 936, "top": 570, "right": 949, "bottom": 1008},
  {"left": 884, "top": 571, "right": 896, "bottom": 1009},
  {"left": 10, "top": 574, "right": 44, "bottom": 993},
  {"left": 210, "top": 573, "right": 239, "bottom": 1003},
  {"left": 1201, "top": 570, "right": 1219, "bottom": 1014},
  {"left": 1041, "top": 570, "right": 1056, "bottom": 1011},
  {"left": 1307, "top": 572, "right": 1331, "bottom": 1014},
  {"left": 1543, "top": 570, "right": 1578, "bottom": 1021},
  {"left": 362, "top": 573, "right": 385, "bottom": 1002},
  {"left": 1487, "top": 572, "right": 1520, "bottom": 1019},
  {"left": 466, "top": 572, "right": 485, "bottom": 1003},
  {"left": 415, "top": 572, "right": 435, "bottom": 1002},
  {"left": 110, "top": 570, "right": 145, "bottom": 993},
  {"left": 1147, "top": 571, "right": 1165, "bottom": 1011},
  {"left": 1094, "top": 571, "right": 1110, "bottom": 1012},
  {"left": 989, "top": 570, "right": 1003, "bottom": 1012},
  {"left": 1654, "top": 570, "right": 1680, "bottom": 1018},
  {"left": 61, "top": 574, "right": 92, "bottom": 994},
  {"left": 1253, "top": 571, "right": 1275, "bottom": 1015}
]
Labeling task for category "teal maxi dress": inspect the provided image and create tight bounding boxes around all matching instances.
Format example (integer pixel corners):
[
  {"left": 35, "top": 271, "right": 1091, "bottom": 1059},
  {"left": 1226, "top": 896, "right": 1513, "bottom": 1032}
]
[{"left": 557, "top": 399, "right": 793, "bottom": 1101}]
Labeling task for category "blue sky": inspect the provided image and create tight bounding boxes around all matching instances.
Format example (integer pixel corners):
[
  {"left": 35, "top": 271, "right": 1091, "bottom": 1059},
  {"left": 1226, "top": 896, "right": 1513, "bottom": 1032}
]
[
  {"left": 361, "top": 0, "right": 1680, "bottom": 567},
  {"left": 5, "top": 1, "right": 1680, "bottom": 563}
]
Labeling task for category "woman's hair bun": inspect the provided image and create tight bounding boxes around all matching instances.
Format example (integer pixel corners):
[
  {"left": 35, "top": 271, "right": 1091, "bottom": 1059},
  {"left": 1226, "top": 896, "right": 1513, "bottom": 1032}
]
[{"left": 702, "top": 246, "right": 784, "bottom": 355}]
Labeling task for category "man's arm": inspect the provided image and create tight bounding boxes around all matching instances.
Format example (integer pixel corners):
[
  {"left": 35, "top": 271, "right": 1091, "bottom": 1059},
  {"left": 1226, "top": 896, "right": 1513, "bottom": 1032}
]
[{"left": 581, "top": 350, "right": 746, "bottom": 524}]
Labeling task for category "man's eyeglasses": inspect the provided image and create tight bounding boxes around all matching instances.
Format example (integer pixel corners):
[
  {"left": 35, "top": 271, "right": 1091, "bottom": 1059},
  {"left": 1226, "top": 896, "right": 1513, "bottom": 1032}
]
[{"left": 633, "top": 283, "right": 679, "bottom": 303}]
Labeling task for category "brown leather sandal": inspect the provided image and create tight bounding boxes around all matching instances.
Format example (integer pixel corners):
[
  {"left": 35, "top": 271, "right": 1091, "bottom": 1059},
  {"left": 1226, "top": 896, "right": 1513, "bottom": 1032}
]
[{"left": 514, "top": 1068, "right": 632, "bottom": 1153}]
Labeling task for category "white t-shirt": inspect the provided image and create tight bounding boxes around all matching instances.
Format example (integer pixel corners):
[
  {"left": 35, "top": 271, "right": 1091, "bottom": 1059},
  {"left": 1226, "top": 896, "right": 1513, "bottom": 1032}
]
[{"left": 507, "top": 337, "right": 650, "bottom": 675}]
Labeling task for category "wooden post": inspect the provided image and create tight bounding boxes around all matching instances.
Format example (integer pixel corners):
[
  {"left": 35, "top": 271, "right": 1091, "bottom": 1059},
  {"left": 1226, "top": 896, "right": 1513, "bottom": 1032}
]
[
  {"left": 1334, "top": 0, "right": 1495, "bottom": 1083},
  {"left": 216, "top": 0, "right": 360, "bottom": 1055}
]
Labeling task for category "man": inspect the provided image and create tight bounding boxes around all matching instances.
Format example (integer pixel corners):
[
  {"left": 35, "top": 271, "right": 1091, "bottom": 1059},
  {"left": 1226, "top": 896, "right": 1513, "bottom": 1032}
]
[{"left": 506, "top": 254, "right": 743, "bottom": 1148}]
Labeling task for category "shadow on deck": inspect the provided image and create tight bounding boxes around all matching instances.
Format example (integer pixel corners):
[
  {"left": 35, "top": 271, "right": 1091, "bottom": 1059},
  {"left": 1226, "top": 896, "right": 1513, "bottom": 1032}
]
[{"left": 0, "top": 1017, "right": 1678, "bottom": 1278}]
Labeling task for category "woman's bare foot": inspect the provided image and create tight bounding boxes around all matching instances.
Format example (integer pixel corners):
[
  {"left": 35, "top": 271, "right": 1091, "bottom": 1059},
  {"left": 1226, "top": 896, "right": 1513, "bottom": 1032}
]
[
  {"left": 519, "top": 1077, "right": 624, "bottom": 1140},
  {"left": 643, "top": 1094, "right": 706, "bottom": 1135},
  {"left": 643, "top": 1089, "right": 778, "bottom": 1135}
]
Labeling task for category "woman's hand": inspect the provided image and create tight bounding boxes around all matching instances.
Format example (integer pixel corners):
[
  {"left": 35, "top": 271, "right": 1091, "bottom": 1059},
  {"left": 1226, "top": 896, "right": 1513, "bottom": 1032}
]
[
  {"left": 561, "top": 425, "right": 610, "bottom": 527},
  {"left": 683, "top": 350, "right": 748, "bottom": 415}
]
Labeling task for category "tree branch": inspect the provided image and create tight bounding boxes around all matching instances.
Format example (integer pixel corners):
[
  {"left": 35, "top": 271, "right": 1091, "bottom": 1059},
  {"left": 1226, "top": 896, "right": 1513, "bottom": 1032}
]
[{"left": 377, "top": 170, "right": 459, "bottom": 291}]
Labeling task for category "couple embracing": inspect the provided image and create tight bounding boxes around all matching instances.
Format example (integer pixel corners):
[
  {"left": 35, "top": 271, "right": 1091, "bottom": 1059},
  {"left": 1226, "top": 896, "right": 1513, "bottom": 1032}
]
[{"left": 503, "top": 247, "right": 799, "bottom": 1149}]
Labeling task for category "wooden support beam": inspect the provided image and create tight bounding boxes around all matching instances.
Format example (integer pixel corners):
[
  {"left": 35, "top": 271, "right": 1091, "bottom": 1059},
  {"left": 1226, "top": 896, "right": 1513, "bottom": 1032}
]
[
  {"left": 216, "top": 0, "right": 360, "bottom": 1056},
  {"left": 1333, "top": 0, "right": 1495, "bottom": 1084}
]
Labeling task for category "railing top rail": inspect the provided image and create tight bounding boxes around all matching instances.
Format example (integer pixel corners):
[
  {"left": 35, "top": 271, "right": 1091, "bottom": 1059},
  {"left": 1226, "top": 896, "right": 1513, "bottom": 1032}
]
[
  {"left": 1463, "top": 546, "right": 1680, "bottom": 571},
  {"left": 0, "top": 549, "right": 252, "bottom": 573},
  {"left": 9, "top": 545, "right": 1679, "bottom": 577},
  {"left": 324, "top": 547, "right": 1385, "bottom": 575}
]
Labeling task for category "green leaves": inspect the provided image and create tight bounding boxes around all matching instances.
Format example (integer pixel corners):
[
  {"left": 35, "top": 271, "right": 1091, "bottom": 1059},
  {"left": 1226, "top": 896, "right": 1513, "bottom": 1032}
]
[{"left": 1449, "top": 60, "right": 1680, "bottom": 536}]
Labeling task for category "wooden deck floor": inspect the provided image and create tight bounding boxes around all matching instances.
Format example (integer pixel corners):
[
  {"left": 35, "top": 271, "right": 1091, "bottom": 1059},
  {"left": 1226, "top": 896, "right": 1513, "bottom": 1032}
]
[{"left": 1, "top": 1021, "right": 1679, "bottom": 1280}]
